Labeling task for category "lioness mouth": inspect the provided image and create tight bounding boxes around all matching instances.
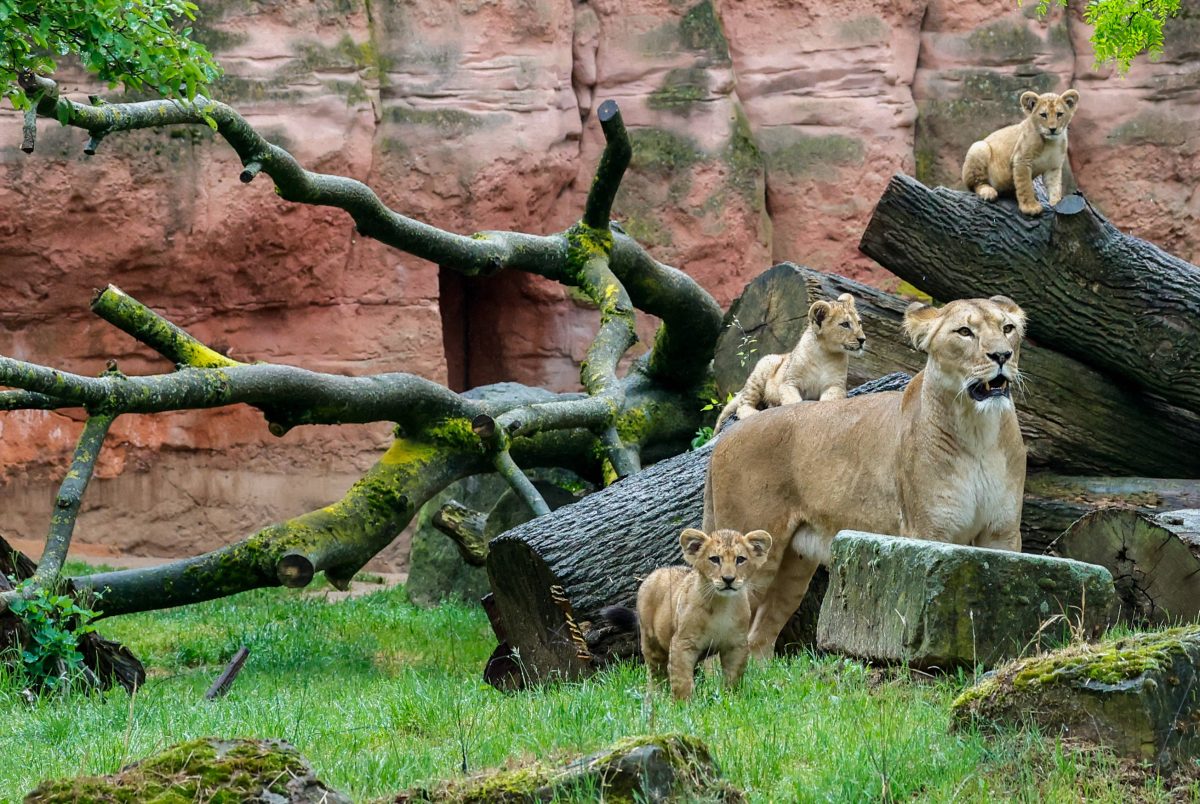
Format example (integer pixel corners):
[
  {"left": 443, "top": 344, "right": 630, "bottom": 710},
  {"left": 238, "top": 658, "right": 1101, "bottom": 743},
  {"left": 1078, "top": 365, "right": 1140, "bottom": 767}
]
[{"left": 969, "top": 376, "right": 1010, "bottom": 401}]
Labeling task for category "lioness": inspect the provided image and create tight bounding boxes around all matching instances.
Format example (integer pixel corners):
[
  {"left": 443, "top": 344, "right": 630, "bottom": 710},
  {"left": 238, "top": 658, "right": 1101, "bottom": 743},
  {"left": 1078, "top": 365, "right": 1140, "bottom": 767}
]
[
  {"left": 715, "top": 293, "right": 865, "bottom": 431},
  {"left": 962, "top": 89, "right": 1079, "bottom": 216},
  {"left": 704, "top": 296, "right": 1027, "bottom": 658},
  {"left": 606, "top": 528, "right": 772, "bottom": 700}
]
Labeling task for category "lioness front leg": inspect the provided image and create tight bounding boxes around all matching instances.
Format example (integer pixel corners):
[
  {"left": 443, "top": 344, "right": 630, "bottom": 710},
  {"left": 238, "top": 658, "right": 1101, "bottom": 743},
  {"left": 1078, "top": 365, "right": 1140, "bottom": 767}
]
[
  {"left": 777, "top": 384, "right": 803, "bottom": 406},
  {"left": 747, "top": 551, "right": 819, "bottom": 659},
  {"left": 719, "top": 643, "right": 750, "bottom": 689},
  {"left": 1044, "top": 167, "right": 1064, "bottom": 206},
  {"left": 1013, "top": 161, "right": 1042, "bottom": 216},
  {"left": 974, "top": 527, "right": 1021, "bottom": 553},
  {"left": 667, "top": 638, "right": 702, "bottom": 701}
]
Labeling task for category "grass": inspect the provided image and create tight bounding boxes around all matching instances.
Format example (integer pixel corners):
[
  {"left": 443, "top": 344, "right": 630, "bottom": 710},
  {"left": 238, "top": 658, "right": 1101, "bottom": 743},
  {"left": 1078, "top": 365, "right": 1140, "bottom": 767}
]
[{"left": 0, "top": 566, "right": 1194, "bottom": 802}]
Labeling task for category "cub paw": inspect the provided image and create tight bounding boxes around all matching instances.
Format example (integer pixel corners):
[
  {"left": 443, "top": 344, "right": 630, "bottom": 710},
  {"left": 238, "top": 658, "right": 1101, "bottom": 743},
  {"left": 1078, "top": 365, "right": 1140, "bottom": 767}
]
[
  {"left": 975, "top": 185, "right": 998, "bottom": 202},
  {"left": 1019, "top": 202, "right": 1044, "bottom": 216}
]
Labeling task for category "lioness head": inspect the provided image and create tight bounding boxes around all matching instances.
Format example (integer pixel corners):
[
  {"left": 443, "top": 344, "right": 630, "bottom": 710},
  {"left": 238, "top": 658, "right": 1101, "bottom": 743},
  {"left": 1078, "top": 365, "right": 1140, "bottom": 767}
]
[
  {"left": 680, "top": 527, "right": 772, "bottom": 595},
  {"left": 903, "top": 296, "right": 1027, "bottom": 409},
  {"left": 1020, "top": 89, "right": 1079, "bottom": 141},
  {"left": 810, "top": 292, "right": 866, "bottom": 356}
]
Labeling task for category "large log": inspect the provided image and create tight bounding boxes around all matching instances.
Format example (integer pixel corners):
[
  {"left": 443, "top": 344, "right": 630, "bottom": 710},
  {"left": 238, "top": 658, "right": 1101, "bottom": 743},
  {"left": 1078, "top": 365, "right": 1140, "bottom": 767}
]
[
  {"left": 859, "top": 173, "right": 1200, "bottom": 413},
  {"left": 484, "top": 374, "right": 909, "bottom": 687},
  {"left": 714, "top": 263, "right": 1200, "bottom": 477},
  {"left": 1049, "top": 508, "right": 1200, "bottom": 626}
]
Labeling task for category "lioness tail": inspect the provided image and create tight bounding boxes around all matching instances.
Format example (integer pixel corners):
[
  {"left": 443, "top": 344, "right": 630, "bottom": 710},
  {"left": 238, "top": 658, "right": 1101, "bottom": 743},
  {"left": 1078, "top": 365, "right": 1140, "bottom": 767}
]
[{"left": 598, "top": 605, "right": 638, "bottom": 633}]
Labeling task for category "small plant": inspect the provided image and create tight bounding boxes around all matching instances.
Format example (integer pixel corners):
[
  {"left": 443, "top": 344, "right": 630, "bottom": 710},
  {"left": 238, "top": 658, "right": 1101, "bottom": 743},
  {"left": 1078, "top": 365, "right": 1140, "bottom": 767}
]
[
  {"left": 729, "top": 316, "right": 758, "bottom": 368},
  {"left": 8, "top": 581, "right": 99, "bottom": 691},
  {"left": 690, "top": 426, "right": 714, "bottom": 449}
]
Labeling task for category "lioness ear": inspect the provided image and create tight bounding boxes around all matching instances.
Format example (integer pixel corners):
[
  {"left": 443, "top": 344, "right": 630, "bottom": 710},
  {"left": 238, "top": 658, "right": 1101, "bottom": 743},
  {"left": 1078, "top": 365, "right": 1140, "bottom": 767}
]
[
  {"left": 989, "top": 295, "right": 1027, "bottom": 336},
  {"left": 809, "top": 300, "right": 832, "bottom": 329},
  {"left": 1020, "top": 91, "right": 1039, "bottom": 115},
  {"left": 903, "top": 302, "right": 941, "bottom": 352},
  {"left": 1060, "top": 89, "right": 1079, "bottom": 110},
  {"left": 680, "top": 528, "right": 708, "bottom": 562},
  {"left": 744, "top": 530, "right": 772, "bottom": 558},
  {"left": 836, "top": 292, "right": 856, "bottom": 307}
]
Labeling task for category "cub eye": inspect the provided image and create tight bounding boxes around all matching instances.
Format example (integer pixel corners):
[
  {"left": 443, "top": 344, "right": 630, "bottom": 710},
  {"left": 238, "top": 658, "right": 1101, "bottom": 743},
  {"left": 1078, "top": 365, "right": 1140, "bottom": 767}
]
[
  {"left": 1003, "top": 323, "right": 1015, "bottom": 334},
  {"left": 1040, "top": 112, "right": 1048, "bottom": 118},
  {"left": 839, "top": 321, "right": 851, "bottom": 329},
  {"left": 735, "top": 556, "right": 747, "bottom": 565},
  {"left": 708, "top": 556, "right": 720, "bottom": 565},
  {"left": 956, "top": 327, "right": 973, "bottom": 337}
]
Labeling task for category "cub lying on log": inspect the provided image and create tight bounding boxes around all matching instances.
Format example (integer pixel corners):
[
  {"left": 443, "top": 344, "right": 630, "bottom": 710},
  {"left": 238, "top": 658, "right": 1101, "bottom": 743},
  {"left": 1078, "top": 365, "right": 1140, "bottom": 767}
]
[
  {"left": 962, "top": 89, "right": 1079, "bottom": 216},
  {"left": 715, "top": 293, "right": 865, "bottom": 431},
  {"left": 705, "top": 297, "right": 1028, "bottom": 658},
  {"left": 602, "top": 527, "right": 771, "bottom": 701}
]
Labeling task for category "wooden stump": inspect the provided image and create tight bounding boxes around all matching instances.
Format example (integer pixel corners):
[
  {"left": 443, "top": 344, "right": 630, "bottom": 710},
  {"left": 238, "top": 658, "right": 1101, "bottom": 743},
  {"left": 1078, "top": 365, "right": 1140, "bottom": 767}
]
[{"left": 1050, "top": 509, "right": 1200, "bottom": 625}]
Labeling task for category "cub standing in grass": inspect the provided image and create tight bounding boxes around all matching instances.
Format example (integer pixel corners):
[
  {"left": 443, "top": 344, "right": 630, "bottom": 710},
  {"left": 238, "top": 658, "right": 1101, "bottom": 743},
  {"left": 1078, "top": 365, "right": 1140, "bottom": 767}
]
[
  {"left": 605, "top": 528, "right": 772, "bottom": 701},
  {"left": 715, "top": 293, "right": 865, "bottom": 432},
  {"left": 961, "top": 89, "right": 1080, "bottom": 216}
]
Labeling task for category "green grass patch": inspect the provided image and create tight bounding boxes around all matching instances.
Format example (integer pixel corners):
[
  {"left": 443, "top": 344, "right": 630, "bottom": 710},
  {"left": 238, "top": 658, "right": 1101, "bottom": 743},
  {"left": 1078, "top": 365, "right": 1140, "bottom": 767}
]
[{"left": 0, "top": 581, "right": 1189, "bottom": 801}]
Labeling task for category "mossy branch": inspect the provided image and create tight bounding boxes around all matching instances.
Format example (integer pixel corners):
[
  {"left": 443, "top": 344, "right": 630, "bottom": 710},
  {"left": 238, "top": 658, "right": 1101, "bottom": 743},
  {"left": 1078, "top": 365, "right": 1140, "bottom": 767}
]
[
  {"left": 91, "top": 285, "right": 243, "bottom": 368},
  {"left": 0, "top": 412, "right": 115, "bottom": 613},
  {"left": 582, "top": 100, "right": 631, "bottom": 231}
]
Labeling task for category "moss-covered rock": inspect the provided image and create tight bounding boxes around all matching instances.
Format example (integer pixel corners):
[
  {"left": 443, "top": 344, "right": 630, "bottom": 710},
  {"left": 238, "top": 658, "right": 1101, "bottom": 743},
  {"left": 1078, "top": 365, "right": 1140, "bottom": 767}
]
[
  {"left": 394, "top": 734, "right": 745, "bottom": 803},
  {"left": 953, "top": 626, "right": 1200, "bottom": 768},
  {"left": 816, "top": 531, "right": 1116, "bottom": 670},
  {"left": 26, "top": 738, "right": 350, "bottom": 803}
]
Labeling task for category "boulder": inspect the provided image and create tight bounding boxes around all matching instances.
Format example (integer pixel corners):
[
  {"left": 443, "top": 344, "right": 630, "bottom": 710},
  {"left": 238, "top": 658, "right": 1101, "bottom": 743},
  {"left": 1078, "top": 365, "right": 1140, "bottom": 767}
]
[
  {"left": 394, "top": 734, "right": 744, "bottom": 803},
  {"left": 816, "top": 531, "right": 1115, "bottom": 669},
  {"left": 25, "top": 738, "right": 350, "bottom": 803},
  {"left": 952, "top": 626, "right": 1200, "bottom": 769}
]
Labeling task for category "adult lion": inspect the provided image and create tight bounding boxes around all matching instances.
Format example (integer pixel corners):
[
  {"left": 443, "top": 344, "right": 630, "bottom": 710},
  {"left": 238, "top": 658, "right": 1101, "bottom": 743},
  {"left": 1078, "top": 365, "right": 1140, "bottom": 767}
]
[{"left": 703, "top": 296, "right": 1028, "bottom": 658}]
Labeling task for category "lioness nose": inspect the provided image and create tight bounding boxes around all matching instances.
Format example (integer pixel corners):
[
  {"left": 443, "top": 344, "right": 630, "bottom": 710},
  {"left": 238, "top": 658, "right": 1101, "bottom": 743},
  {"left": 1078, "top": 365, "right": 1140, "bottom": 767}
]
[
  {"left": 722, "top": 575, "right": 735, "bottom": 585},
  {"left": 988, "top": 350, "right": 1012, "bottom": 365}
]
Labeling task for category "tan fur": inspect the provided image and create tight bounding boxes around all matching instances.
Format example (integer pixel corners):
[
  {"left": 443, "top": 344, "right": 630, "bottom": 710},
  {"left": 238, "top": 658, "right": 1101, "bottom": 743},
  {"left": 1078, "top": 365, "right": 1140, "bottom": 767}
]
[
  {"left": 961, "top": 89, "right": 1079, "bottom": 216},
  {"left": 716, "top": 293, "right": 865, "bottom": 431},
  {"left": 637, "top": 527, "right": 772, "bottom": 700},
  {"left": 704, "top": 297, "right": 1028, "bottom": 658}
]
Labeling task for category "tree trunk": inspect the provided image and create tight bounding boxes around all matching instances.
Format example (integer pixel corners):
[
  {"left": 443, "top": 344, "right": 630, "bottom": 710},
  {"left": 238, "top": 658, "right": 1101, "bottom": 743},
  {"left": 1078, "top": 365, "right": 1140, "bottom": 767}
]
[
  {"left": 484, "top": 374, "right": 908, "bottom": 687},
  {"left": 1049, "top": 508, "right": 1200, "bottom": 626},
  {"left": 714, "top": 263, "right": 1200, "bottom": 477},
  {"left": 859, "top": 173, "right": 1200, "bottom": 413},
  {"left": 1023, "top": 475, "right": 1200, "bottom": 554}
]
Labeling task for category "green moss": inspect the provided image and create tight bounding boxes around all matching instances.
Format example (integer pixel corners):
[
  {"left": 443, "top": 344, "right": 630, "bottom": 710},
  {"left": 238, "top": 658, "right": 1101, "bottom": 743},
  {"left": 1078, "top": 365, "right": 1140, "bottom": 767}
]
[
  {"left": 629, "top": 128, "right": 704, "bottom": 175},
  {"left": 725, "top": 104, "right": 764, "bottom": 203},
  {"left": 565, "top": 222, "right": 614, "bottom": 283},
  {"left": 679, "top": 1, "right": 731, "bottom": 63},
  {"left": 615, "top": 407, "right": 652, "bottom": 445},
  {"left": 427, "top": 418, "right": 483, "bottom": 452},
  {"left": 26, "top": 738, "right": 315, "bottom": 802},
  {"left": 836, "top": 15, "right": 889, "bottom": 44},
  {"left": 966, "top": 20, "right": 1041, "bottom": 61},
  {"left": 388, "top": 106, "right": 484, "bottom": 134},
  {"left": 763, "top": 133, "right": 864, "bottom": 179},
  {"left": 1108, "top": 112, "right": 1190, "bottom": 146},
  {"left": 648, "top": 67, "right": 709, "bottom": 114}
]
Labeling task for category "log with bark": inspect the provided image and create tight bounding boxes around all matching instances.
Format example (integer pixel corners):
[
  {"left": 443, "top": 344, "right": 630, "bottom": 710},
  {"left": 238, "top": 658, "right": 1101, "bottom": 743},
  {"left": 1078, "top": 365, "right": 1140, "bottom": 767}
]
[
  {"left": 484, "top": 374, "right": 910, "bottom": 689},
  {"left": 713, "top": 263, "right": 1200, "bottom": 477},
  {"left": 1049, "top": 509, "right": 1200, "bottom": 626},
  {"left": 859, "top": 173, "right": 1200, "bottom": 414}
]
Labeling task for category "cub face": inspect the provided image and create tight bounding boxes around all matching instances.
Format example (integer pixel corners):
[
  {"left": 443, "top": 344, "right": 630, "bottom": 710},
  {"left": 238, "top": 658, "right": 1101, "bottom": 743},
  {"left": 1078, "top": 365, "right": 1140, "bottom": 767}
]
[
  {"left": 810, "top": 292, "right": 866, "bottom": 355},
  {"left": 680, "top": 527, "right": 772, "bottom": 595},
  {"left": 1020, "top": 89, "right": 1079, "bottom": 141},
  {"left": 904, "top": 296, "right": 1027, "bottom": 410}
]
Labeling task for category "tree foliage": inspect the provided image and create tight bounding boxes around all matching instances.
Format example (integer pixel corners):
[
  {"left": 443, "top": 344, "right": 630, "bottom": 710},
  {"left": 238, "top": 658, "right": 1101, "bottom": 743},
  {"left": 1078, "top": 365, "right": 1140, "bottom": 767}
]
[
  {"left": 0, "top": 0, "right": 220, "bottom": 110},
  {"left": 1033, "top": 0, "right": 1183, "bottom": 73}
]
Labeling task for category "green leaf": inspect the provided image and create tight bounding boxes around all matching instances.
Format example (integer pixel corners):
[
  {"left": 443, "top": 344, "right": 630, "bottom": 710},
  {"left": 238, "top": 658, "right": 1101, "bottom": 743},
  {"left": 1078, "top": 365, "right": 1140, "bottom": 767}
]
[{"left": 54, "top": 96, "right": 71, "bottom": 126}]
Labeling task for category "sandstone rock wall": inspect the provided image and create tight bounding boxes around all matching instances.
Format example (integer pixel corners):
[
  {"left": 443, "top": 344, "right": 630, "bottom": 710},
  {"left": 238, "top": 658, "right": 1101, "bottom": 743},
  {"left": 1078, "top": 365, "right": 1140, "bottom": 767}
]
[{"left": 0, "top": 0, "right": 1196, "bottom": 568}]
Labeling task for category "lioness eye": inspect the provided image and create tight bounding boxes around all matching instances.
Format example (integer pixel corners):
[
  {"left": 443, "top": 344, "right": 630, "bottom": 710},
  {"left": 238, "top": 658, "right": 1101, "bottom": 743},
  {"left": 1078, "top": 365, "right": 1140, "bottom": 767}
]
[
  {"left": 956, "top": 327, "right": 973, "bottom": 337},
  {"left": 1003, "top": 323, "right": 1015, "bottom": 334},
  {"left": 735, "top": 556, "right": 747, "bottom": 565},
  {"left": 708, "top": 556, "right": 720, "bottom": 565},
  {"left": 839, "top": 321, "right": 851, "bottom": 329}
]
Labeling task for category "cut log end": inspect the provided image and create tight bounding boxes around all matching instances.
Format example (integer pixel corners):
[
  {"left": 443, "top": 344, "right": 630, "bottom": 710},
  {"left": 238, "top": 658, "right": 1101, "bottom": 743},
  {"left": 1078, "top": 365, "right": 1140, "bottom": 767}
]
[{"left": 276, "top": 552, "right": 315, "bottom": 588}]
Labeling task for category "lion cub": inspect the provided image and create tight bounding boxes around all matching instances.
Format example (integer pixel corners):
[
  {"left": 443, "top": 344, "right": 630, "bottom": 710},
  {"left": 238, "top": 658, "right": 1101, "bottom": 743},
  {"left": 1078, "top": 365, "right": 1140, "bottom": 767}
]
[
  {"left": 962, "top": 89, "right": 1080, "bottom": 216},
  {"left": 716, "top": 293, "right": 864, "bottom": 431},
  {"left": 636, "top": 528, "right": 771, "bottom": 701}
]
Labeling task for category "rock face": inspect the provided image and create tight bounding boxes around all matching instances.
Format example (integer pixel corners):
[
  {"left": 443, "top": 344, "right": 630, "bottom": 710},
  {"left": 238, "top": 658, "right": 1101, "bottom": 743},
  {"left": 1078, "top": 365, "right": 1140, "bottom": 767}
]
[
  {"left": 953, "top": 626, "right": 1200, "bottom": 768},
  {"left": 1, "top": 0, "right": 1199, "bottom": 566},
  {"left": 25, "top": 738, "right": 351, "bottom": 803},
  {"left": 816, "top": 531, "right": 1116, "bottom": 669}
]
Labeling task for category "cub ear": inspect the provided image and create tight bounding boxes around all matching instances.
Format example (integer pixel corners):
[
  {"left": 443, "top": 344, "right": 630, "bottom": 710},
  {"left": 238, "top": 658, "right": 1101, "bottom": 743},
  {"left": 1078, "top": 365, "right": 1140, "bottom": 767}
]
[
  {"left": 1060, "top": 89, "right": 1079, "bottom": 110},
  {"left": 679, "top": 528, "right": 708, "bottom": 562},
  {"left": 836, "top": 292, "right": 856, "bottom": 307},
  {"left": 744, "top": 530, "right": 773, "bottom": 558},
  {"left": 1020, "top": 91, "right": 1040, "bottom": 115},
  {"left": 809, "top": 300, "right": 832, "bottom": 329},
  {"left": 903, "top": 302, "right": 941, "bottom": 352},
  {"left": 989, "top": 295, "right": 1027, "bottom": 336}
]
